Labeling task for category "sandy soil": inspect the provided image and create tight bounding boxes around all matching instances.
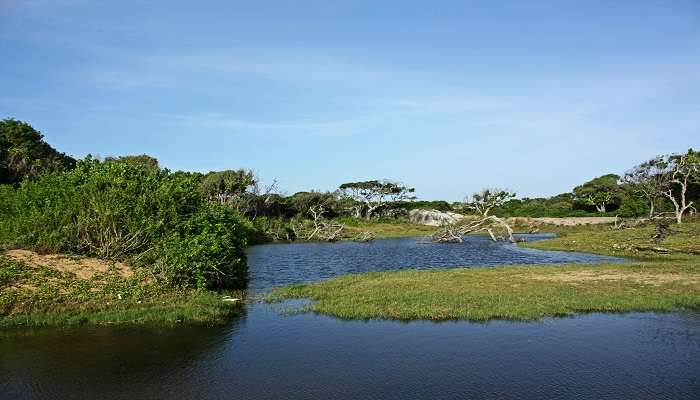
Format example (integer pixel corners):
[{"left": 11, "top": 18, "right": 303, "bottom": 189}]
[
  {"left": 526, "top": 270, "right": 700, "bottom": 286},
  {"left": 5, "top": 249, "right": 133, "bottom": 279}
]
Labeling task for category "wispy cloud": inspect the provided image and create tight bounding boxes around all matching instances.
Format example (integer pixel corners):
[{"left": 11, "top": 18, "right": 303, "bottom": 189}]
[{"left": 163, "top": 112, "right": 378, "bottom": 137}]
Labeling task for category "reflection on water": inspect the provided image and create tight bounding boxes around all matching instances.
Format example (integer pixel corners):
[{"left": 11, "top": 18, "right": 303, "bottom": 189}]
[
  {"left": 1, "top": 236, "right": 698, "bottom": 400},
  {"left": 2, "top": 309, "right": 699, "bottom": 400}
]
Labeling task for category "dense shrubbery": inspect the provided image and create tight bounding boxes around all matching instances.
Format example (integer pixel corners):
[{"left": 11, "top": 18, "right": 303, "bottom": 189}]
[{"left": 0, "top": 158, "right": 249, "bottom": 289}]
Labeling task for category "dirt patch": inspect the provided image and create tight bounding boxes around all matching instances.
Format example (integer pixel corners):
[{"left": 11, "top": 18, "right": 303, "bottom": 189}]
[
  {"left": 5, "top": 249, "right": 134, "bottom": 280},
  {"left": 528, "top": 270, "right": 700, "bottom": 286}
]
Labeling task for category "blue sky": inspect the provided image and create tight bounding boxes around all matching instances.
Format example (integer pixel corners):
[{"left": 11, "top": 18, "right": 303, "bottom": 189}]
[{"left": 1, "top": 0, "right": 698, "bottom": 200}]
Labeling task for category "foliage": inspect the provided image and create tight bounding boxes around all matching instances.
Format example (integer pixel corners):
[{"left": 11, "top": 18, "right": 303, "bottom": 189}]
[
  {"left": 0, "top": 157, "right": 248, "bottom": 289},
  {"left": 105, "top": 154, "right": 160, "bottom": 171},
  {"left": 396, "top": 200, "right": 454, "bottom": 212},
  {"left": 572, "top": 174, "right": 622, "bottom": 213},
  {"left": 622, "top": 156, "right": 666, "bottom": 217},
  {"left": 465, "top": 188, "right": 515, "bottom": 216},
  {"left": 0, "top": 119, "right": 75, "bottom": 184},
  {"left": 0, "top": 255, "right": 243, "bottom": 328},
  {"left": 339, "top": 180, "right": 416, "bottom": 219},
  {"left": 655, "top": 149, "right": 700, "bottom": 223},
  {"left": 199, "top": 169, "right": 256, "bottom": 205},
  {"left": 287, "top": 191, "right": 339, "bottom": 218}
]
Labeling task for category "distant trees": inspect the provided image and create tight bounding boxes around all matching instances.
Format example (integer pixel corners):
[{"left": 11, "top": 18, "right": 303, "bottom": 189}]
[
  {"left": 0, "top": 118, "right": 75, "bottom": 184},
  {"left": 200, "top": 169, "right": 256, "bottom": 206},
  {"left": 105, "top": 154, "right": 160, "bottom": 171},
  {"left": 622, "top": 156, "right": 666, "bottom": 218},
  {"left": 573, "top": 174, "right": 621, "bottom": 213},
  {"left": 656, "top": 150, "right": 699, "bottom": 224},
  {"left": 339, "top": 180, "right": 415, "bottom": 219}
]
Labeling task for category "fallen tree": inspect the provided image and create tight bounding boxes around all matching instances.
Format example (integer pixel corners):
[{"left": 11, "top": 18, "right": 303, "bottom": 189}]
[{"left": 433, "top": 188, "right": 516, "bottom": 243}]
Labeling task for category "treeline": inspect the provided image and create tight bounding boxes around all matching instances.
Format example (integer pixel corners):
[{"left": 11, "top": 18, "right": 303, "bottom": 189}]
[
  {"left": 1, "top": 118, "right": 698, "bottom": 270},
  {"left": 488, "top": 155, "right": 700, "bottom": 220}
]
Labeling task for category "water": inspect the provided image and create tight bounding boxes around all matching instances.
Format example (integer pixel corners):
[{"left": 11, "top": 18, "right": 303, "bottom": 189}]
[
  {"left": 2, "top": 236, "right": 699, "bottom": 399},
  {"left": 247, "top": 235, "right": 621, "bottom": 292}
]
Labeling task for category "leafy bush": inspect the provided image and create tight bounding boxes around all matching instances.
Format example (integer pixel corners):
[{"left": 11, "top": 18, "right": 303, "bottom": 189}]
[{"left": 0, "top": 157, "right": 248, "bottom": 289}]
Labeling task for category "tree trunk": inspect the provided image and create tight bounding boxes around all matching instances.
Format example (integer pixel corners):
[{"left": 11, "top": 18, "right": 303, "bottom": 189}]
[
  {"left": 648, "top": 200, "right": 655, "bottom": 218},
  {"left": 366, "top": 205, "right": 381, "bottom": 220},
  {"left": 486, "top": 228, "right": 497, "bottom": 241}
]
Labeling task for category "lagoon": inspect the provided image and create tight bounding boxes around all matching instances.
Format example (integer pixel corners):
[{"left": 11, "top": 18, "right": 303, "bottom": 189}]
[{"left": 2, "top": 236, "right": 698, "bottom": 400}]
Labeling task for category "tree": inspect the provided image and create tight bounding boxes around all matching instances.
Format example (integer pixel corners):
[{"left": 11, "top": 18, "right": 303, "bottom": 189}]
[
  {"left": 105, "top": 154, "right": 160, "bottom": 171},
  {"left": 657, "top": 149, "right": 699, "bottom": 224},
  {"left": 289, "top": 192, "right": 343, "bottom": 241},
  {"left": 339, "top": 180, "right": 415, "bottom": 219},
  {"left": 288, "top": 191, "right": 338, "bottom": 218},
  {"left": 433, "top": 188, "right": 516, "bottom": 243},
  {"left": 199, "top": 169, "right": 256, "bottom": 207},
  {"left": 622, "top": 157, "right": 666, "bottom": 218},
  {"left": 0, "top": 118, "right": 75, "bottom": 184},
  {"left": 573, "top": 174, "right": 621, "bottom": 213}
]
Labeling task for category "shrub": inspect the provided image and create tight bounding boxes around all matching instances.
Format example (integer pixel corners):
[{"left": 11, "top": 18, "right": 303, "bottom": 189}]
[{"left": 0, "top": 157, "right": 248, "bottom": 289}]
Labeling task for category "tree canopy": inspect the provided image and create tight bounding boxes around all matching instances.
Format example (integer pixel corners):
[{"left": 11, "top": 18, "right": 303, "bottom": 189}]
[
  {"left": 199, "top": 169, "right": 256, "bottom": 205},
  {"left": 339, "top": 180, "right": 415, "bottom": 219},
  {"left": 573, "top": 174, "right": 621, "bottom": 213},
  {"left": 0, "top": 118, "right": 75, "bottom": 184},
  {"left": 105, "top": 154, "right": 160, "bottom": 171}
]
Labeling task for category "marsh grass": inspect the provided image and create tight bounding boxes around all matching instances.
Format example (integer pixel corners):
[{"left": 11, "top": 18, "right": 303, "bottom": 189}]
[{"left": 268, "top": 221, "right": 700, "bottom": 321}]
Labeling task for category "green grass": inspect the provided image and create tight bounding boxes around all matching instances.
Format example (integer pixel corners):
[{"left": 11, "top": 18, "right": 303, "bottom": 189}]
[
  {"left": 268, "top": 221, "right": 700, "bottom": 321},
  {"left": 338, "top": 218, "right": 437, "bottom": 239},
  {"left": 0, "top": 255, "right": 242, "bottom": 328}
]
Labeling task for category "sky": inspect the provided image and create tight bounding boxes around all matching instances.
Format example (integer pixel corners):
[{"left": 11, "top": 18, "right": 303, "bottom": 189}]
[{"left": 1, "top": 0, "right": 699, "bottom": 201}]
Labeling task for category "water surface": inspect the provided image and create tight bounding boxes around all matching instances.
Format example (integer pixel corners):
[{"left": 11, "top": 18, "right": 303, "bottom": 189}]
[
  {"left": 2, "top": 311, "right": 699, "bottom": 399},
  {"left": 247, "top": 235, "right": 622, "bottom": 291},
  {"left": 2, "top": 236, "right": 698, "bottom": 400}
]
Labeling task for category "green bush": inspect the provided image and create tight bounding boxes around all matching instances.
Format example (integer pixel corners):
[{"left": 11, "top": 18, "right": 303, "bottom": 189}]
[{"left": 0, "top": 157, "right": 248, "bottom": 289}]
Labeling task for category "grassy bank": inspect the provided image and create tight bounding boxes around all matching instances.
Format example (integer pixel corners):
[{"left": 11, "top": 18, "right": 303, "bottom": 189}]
[
  {"left": 268, "top": 221, "right": 700, "bottom": 321},
  {"left": 339, "top": 218, "right": 437, "bottom": 239},
  {"left": 0, "top": 253, "right": 242, "bottom": 328}
]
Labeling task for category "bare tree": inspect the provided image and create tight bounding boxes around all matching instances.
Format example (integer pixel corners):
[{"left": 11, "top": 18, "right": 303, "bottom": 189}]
[
  {"left": 305, "top": 203, "right": 344, "bottom": 241},
  {"left": 622, "top": 157, "right": 666, "bottom": 218},
  {"left": 433, "top": 188, "right": 516, "bottom": 243},
  {"left": 657, "top": 150, "right": 700, "bottom": 224},
  {"left": 289, "top": 192, "right": 345, "bottom": 241},
  {"left": 339, "top": 180, "right": 415, "bottom": 219}
]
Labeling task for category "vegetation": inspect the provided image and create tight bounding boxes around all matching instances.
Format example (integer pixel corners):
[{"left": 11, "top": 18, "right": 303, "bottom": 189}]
[
  {"left": 0, "top": 254, "right": 241, "bottom": 328},
  {"left": 656, "top": 150, "right": 700, "bottom": 223},
  {"left": 1, "top": 118, "right": 698, "bottom": 327},
  {"left": 339, "top": 180, "right": 416, "bottom": 219},
  {"left": 0, "top": 118, "right": 75, "bottom": 184},
  {"left": 0, "top": 157, "right": 249, "bottom": 289},
  {"left": 572, "top": 174, "right": 622, "bottom": 213},
  {"left": 337, "top": 217, "right": 437, "bottom": 239},
  {"left": 268, "top": 221, "right": 700, "bottom": 321},
  {"left": 433, "top": 188, "right": 516, "bottom": 243}
]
